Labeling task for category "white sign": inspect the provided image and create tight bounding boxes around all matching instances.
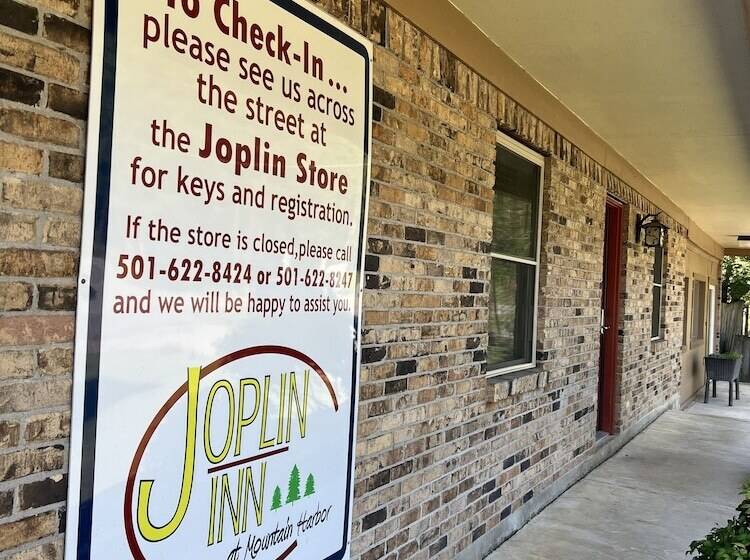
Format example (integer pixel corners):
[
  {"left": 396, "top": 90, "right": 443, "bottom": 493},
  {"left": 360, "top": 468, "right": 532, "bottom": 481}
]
[{"left": 66, "top": 1, "right": 371, "bottom": 559}]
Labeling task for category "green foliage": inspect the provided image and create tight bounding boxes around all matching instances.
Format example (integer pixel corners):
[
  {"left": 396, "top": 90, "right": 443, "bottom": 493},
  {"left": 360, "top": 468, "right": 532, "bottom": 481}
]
[
  {"left": 304, "top": 474, "right": 315, "bottom": 497},
  {"left": 722, "top": 257, "right": 750, "bottom": 305},
  {"left": 287, "top": 465, "right": 301, "bottom": 504},
  {"left": 688, "top": 482, "right": 750, "bottom": 559},
  {"left": 271, "top": 486, "right": 282, "bottom": 511}
]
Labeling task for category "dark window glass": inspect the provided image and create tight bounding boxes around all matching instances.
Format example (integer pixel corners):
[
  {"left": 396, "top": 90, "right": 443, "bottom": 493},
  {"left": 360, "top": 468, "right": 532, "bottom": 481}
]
[
  {"left": 651, "top": 286, "right": 662, "bottom": 339},
  {"left": 651, "top": 246, "right": 664, "bottom": 339},
  {"left": 653, "top": 246, "right": 663, "bottom": 284},
  {"left": 488, "top": 259, "right": 535, "bottom": 370},
  {"left": 492, "top": 145, "right": 540, "bottom": 260}
]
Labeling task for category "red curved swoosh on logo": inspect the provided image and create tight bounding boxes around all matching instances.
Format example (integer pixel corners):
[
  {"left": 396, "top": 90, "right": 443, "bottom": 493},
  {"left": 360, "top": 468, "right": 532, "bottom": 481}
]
[
  {"left": 276, "top": 540, "right": 298, "bottom": 559},
  {"left": 124, "top": 345, "right": 338, "bottom": 560}
]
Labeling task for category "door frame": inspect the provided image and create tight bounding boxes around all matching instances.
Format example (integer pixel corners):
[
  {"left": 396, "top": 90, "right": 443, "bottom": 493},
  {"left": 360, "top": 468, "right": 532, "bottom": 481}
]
[{"left": 598, "top": 197, "right": 624, "bottom": 434}]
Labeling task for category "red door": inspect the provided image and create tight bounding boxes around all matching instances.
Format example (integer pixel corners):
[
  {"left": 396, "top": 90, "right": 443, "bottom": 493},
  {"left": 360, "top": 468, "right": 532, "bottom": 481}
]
[{"left": 598, "top": 198, "right": 623, "bottom": 434}]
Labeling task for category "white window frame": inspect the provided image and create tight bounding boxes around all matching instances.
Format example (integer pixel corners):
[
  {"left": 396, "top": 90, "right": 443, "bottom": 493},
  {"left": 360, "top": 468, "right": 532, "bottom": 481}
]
[
  {"left": 708, "top": 284, "right": 716, "bottom": 354},
  {"left": 487, "top": 133, "right": 544, "bottom": 377},
  {"left": 691, "top": 276, "right": 707, "bottom": 347},
  {"left": 651, "top": 245, "right": 665, "bottom": 341}
]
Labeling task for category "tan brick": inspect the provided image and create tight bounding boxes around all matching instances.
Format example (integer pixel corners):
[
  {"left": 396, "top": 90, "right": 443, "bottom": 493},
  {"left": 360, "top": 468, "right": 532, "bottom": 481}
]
[
  {"left": 485, "top": 379, "right": 511, "bottom": 402},
  {"left": 0, "top": 212, "right": 36, "bottom": 243},
  {"left": 38, "top": 347, "right": 73, "bottom": 375},
  {"left": 0, "top": 512, "right": 58, "bottom": 550},
  {"left": 0, "top": 350, "right": 35, "bottom": 380},
  {"left": 34, "top": 0, "right": 79, "bottom": 17},
  {"left": 510, "top": 373, "right": 539, "bottom": 395},
  {"left": 43, "top": 218, "right": 80, "bottom": 247},
  {"left": 25, "top": 411, "right": 70, "bottom": 443},
  {"left": 81, "top": 0, "right": 92, "bottom": 24},
  {"left": 0, "top": 108, "right": 80, "bottom": 148},
  {"left": 0, "top": 420, "right": 20, "bottom": 449},
  {"left": 0, "top": 445, "right": 64, "bottom": 482},
  {"left": 0, "top": 249, "right": 77, "bottom": 278},
  {"left": 0, "top": 31, "right": 80, "bottom": 84},
  {"left": 0, "top": 315, "right": 75, "bottom": 346},
  {"left": 0, "top": 379, "right": 71, "bottom": 414},
  {"left": 2, "top": 177, "right": 83, "bottom": 214},
  {"left": 0, "top": 141, "right": 43, "bottom": 174},
  {"left": 0, "top": 282, "right": 33, "bottom": 311},
  {"left": 8, "top": 541, "right": 62, "bottom": 560}
]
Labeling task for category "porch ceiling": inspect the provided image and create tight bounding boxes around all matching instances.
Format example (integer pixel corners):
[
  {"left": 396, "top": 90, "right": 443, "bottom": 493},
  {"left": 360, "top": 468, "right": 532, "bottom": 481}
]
[{"left": 449, "top": 0, "right": 750, "bottom": 249}]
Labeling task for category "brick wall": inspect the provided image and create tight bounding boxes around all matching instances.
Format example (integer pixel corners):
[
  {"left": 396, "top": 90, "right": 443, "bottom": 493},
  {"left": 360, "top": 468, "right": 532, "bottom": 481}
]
[
  {"left": 0, "top": 1, "right": 688, "bottom": 559},
  {"left": 616, "top": 211, "right": 687, "bottom": 432},
  {"left": 0, "top": 0, "right": 88, "bottom": 557}
]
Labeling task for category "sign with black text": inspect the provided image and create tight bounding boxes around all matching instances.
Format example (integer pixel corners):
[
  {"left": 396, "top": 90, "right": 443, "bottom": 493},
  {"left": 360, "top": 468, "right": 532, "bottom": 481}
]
[{"left": 66, "top": 1, "right": 371, "bottom": 559}]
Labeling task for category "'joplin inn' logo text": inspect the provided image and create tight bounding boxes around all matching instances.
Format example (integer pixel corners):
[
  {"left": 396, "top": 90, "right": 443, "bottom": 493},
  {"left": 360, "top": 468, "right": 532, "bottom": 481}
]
[{"left": 123, "top": 346, "right": 340, "bottom": 560}]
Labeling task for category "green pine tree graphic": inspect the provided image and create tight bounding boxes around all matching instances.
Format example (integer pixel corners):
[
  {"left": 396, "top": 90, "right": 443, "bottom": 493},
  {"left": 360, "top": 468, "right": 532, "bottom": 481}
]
[
  {"left": 287, "top": 465, "right": 301, "bottom": 504},
  {"left": 271, "top": 486, "right": 283, "bottom": 511},
  {"left": 304, "top": 474, "right": 316, "bottom": 497}
]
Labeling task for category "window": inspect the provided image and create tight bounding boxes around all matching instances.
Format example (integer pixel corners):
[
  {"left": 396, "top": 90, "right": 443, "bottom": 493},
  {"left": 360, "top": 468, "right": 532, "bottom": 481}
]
[
  {"left": 651, "top": 246, "right": 664, "bottom": 339},
  {"left": 682, "top": 276, "right": 690, "bottom": 347},
  {"left": 488, "top": 135, "right": 543, "bottom": 375},
  {"left": 691, "top": 279, "right": 706, "bottom": 343}
]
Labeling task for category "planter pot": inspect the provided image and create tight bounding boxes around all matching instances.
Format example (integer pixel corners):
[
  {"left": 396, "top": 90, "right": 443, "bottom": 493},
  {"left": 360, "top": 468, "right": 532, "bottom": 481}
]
[
  {"left": 741, "top": 337, "right": 750, "bottom": 382},
  {"left": 705, "top": 356, "right": 742, "bottom": 381},
  {"left": 704, "top": 355, "right": 742, "bottom": 406}
]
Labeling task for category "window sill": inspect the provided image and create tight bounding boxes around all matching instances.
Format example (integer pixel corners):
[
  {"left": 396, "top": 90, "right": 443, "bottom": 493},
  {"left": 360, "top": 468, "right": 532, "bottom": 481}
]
[
  {"left": 650, "top": 337, "right": 667, "bottom": 352},
  {"left": 485, "top": 367, "right": 546, "bottom": 402}
]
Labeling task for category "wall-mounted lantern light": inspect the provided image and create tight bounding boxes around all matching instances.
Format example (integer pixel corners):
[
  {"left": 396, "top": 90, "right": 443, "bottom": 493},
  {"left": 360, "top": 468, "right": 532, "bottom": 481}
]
[{"left": 636, "top": 213, "right": 668, "bottom": 248}]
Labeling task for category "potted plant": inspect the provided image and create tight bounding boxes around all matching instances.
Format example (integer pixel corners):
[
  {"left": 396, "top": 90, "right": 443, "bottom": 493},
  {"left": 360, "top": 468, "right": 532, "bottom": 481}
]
[{"left": 704, "top": 352, "right": 743, "bottom": 406}]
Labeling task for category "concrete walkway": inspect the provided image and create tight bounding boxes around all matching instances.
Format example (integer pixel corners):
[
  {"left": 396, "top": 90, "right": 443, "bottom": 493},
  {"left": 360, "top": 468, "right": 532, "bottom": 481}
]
[{"left": 488, "top": 383, "right": 750, "bottom": 560}]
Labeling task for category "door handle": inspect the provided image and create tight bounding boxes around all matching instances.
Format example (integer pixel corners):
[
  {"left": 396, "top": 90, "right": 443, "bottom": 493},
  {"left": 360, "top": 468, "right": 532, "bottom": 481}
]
[{"left": 600, "top": 309, "right": 609, "bottom": 335}]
